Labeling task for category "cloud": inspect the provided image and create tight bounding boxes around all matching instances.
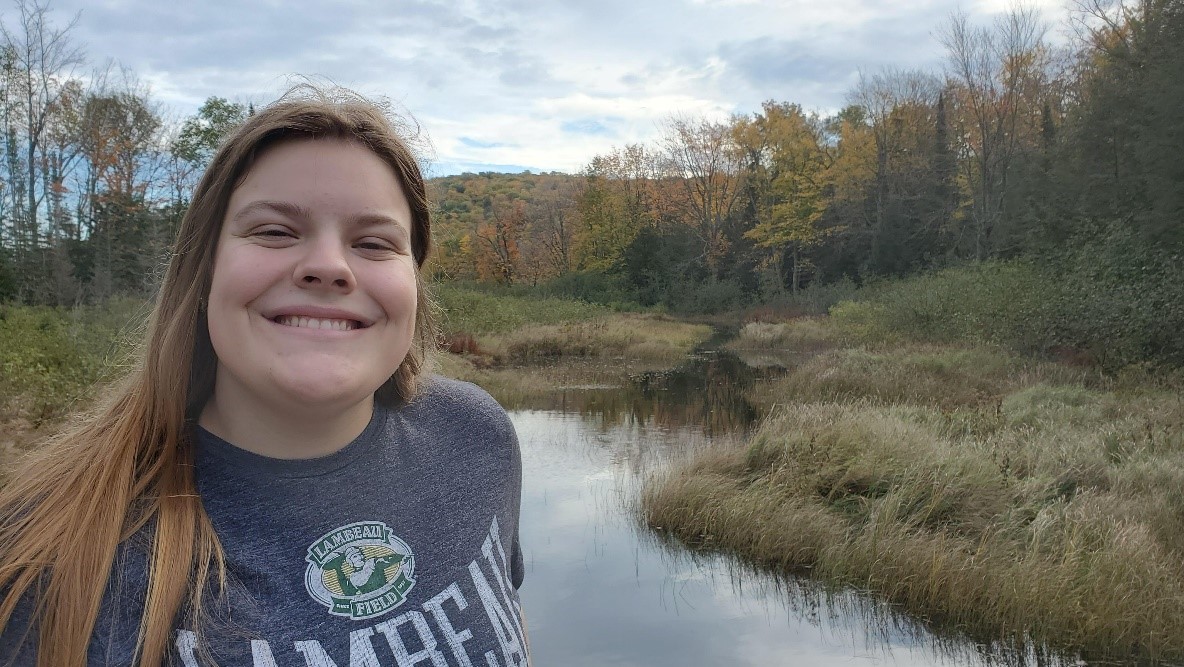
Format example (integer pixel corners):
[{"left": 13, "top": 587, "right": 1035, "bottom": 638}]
[
  {"left": 31, "top": 0, "right": 1075, "bottom": 174},
  {"left": 718, "top": 37, "right": 858, "bottom": 88}
]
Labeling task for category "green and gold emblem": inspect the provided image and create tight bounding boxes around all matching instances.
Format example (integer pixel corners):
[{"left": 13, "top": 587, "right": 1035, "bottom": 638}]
[{"left": 304, "top": 521, "right": 416, "bottom": 620}]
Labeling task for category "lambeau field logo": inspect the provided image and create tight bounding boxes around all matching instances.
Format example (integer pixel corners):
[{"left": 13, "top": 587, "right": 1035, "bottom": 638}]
[{"left": 304, "top": 521, "right": 416, "bottom": 621}]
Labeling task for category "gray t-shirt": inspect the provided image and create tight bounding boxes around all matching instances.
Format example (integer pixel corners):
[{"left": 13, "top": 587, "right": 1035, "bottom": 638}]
[{"left": 5, "top": 376, "right": 528, "bottom": 667}]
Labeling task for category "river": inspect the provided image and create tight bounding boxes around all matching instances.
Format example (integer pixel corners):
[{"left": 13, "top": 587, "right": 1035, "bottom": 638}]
[{"left": 499, "top": 350, "right": 1068, "bottom": 667}]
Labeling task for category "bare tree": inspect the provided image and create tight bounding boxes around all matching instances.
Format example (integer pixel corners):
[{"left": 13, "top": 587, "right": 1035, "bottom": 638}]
[
  {"left": 660, "top": 115, "right": 744, "bottom": 274},
  {"left": 0, "top": 0, "right": 83, "bottom": 298},
  {"left": 528, "top": 177, "right": 579, "bottom": 277},
  {"left": 940, "top": 5, "right": 1049, "bottom": 259}
]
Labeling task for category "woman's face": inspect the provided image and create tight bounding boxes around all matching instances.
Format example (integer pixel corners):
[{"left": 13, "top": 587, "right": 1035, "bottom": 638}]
[{"left": 204, "top": 139, "right": 418, "bottom": 421}]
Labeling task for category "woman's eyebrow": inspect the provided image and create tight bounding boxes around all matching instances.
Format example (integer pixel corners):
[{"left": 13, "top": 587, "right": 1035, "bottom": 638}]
[
  {"left": 230, "top": 200, "right": 312, "bottom": 224},
  {"left": 347, "top": 212, "right": 409, "bottom": 232}
]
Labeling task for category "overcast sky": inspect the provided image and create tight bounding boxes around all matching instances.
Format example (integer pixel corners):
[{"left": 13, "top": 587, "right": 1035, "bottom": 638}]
[{"left": 34, "top": 0, "right": 1069, "bottom": 176}]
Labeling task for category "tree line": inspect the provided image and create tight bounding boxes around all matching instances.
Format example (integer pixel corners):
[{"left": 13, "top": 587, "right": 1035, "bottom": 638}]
[{"left": 429, "top": 0, "right": 1183, "bottom": 335}]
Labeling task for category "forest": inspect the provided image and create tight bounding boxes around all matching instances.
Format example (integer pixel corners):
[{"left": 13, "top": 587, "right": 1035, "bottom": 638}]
[{"left": 0, "top": 0, "right": 1181, "bottom": 370}]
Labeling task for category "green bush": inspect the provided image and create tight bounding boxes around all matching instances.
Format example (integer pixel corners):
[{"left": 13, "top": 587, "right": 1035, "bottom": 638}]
[
  {"left": 533, "top": 271, "right": 637, "bottom": 308},
  {"left": 0, "top": 299, "right": 145, "bottom": 422},
  {"left": 668, "top": 277, "right": 750, "bottom": 315},
  {"left": 1046, "top": 227, "right": 1184, "bottom": 369},
  {"left": 825, "top": 258, "right": 1184, "bottom": 370},
  {"left": 762, "top": 277, "right": 860, "bottom": 317},
  {"left": 828, "top": 262, "right": 1054, "bottom": 349}
]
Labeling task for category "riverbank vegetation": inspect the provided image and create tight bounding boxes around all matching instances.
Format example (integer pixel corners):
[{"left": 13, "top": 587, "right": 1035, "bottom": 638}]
[
  {"left": 648, "top": 309, "right": 1184, "bottom": 663},
  {"left": 434, "top": 284, "right": 709, "bottom": 363},
  {"left": 733, "top": 259, "right": 1184, "bottom": 372},
  {"left": 432, "top": 284, "right": 712, "bottom": 405}
]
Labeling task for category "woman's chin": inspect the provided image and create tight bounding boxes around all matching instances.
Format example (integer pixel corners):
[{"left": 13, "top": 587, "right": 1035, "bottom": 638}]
[{"left": 271, "top": 375, "right": 380, "bottom": 415}]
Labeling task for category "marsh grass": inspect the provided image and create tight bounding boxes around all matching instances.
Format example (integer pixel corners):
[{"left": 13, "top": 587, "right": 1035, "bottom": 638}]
[
  {"left": 748, "top": 344, "right": 1095, "bottom": 410},
  {"left": 645, "top": 321, "right": 1184, "bottom": 663},
  {"left": 726, "top": 317, "right": 846, "bottom": 353},
  {"left": 431, "top": 352, "right": 561, "bottom": 406},
  {"left": 433, "top": 285, "right": 710, "bottom": 368}
]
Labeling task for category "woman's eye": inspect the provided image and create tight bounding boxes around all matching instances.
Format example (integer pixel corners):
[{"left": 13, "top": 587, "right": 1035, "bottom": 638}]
[
  {"left": 356, "top": 238, "right": 397, "bottom": 252},
  {"left": 254, "top": 226, "right": 295, "bottom": 239}
]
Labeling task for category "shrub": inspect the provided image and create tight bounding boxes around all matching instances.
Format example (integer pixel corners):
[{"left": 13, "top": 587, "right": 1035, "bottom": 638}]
[
  {"left": 668, "top": 277, "right": 750, "bottom": 315},
  {"left": 821, "top": 255, "right": 1184, "bottom": 371},
  {"left": 0, "top": 299, "right": 145, "bottom": 423}
]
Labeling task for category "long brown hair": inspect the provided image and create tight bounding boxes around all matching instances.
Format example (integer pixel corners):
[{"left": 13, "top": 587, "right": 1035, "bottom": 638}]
[{"left": 0, "top": 86, "right": 435, "bottom": 666}]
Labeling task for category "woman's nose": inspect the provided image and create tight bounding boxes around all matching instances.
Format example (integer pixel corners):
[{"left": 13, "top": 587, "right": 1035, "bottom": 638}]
[{"left": 294, "top": 239, "right": 355, "bottom": 291}]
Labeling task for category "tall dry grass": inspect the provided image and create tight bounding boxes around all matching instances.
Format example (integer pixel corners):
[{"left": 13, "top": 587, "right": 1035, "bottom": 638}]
[{"left": 645, "top": 322, "right": 1184, "bottom": 663}]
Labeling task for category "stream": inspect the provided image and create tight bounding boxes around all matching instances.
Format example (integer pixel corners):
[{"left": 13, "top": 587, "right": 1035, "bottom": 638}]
[{"left": 502, "top": 349, "right": 1069, "bottom": 667}]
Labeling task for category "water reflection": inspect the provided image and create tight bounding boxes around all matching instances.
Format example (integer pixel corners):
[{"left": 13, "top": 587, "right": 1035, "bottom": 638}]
[
  {"left": 500, "top": 351, "right": 1079, "bottom": 667},
  {"left": 501, "top": 349, "right": 775, "bottom": 436}
]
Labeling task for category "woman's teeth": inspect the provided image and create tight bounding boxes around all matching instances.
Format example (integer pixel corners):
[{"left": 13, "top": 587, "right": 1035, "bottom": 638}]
[{"left": 274, "top": 315, "right": 358, "bottom": 331}]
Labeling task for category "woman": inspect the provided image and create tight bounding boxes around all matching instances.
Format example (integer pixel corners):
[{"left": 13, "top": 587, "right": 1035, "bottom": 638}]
[{"left": 0, "top": 87, "right": 528, "bottom": 666}]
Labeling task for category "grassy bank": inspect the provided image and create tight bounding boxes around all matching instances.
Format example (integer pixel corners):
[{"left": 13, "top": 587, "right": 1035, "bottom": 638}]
[
  {"left": 433, "top": 283, "right": 613, "bottom": 336},
  {"left": 433, "top": 284, "right": 712, "bottom": 387},
  {"left": 646, "top": 317, "right": 1184, "bottom": 663}
]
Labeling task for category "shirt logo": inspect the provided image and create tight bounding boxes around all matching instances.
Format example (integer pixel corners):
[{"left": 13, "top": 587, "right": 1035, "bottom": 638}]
[{"left": 304, "top": 521, "right": 417, "bottom": 621}]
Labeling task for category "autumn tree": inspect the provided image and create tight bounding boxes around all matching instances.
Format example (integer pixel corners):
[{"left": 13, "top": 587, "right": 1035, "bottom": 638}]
[
  {"left": 660, "top": 115, "right": 744, "bottom": 275},
  {"left": 75, "top": 72, "right": 166, "bottom": 297},
  {"left": 738, "top": 101, "right": 831, "bottom": 293},
  {"left": 571, "top": 145, "right": 660, "bottom": 274},
  {"left": 526, "top": 175, "right": 580, "bottom": 277},
  {"left": 475, "top": 195, "right": 526, "bottom": 284},
  {"left": 811, "top": 105, "right": 875, "bottom": 280},
  {"left": 572, "top": 175, "right": 630, "bottom": 273}
]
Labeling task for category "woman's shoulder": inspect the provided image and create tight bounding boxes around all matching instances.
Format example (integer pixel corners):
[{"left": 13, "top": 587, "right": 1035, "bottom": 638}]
[{"left": 399, "top": 374, "right": 513, "bottom": 432}]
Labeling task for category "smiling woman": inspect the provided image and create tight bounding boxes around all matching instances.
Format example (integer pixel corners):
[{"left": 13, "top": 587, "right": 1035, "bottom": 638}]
[
  {"left": 0, "top": 87, "right": 530, "bottom": 667},
  {"left": 202, "top": 140, "right": 421, "bottom": 459}
]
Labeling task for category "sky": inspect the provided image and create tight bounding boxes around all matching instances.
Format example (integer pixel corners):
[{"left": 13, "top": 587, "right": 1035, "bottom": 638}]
[{"left": 34, "top": 0, "right": 1069, "bottom": 176}]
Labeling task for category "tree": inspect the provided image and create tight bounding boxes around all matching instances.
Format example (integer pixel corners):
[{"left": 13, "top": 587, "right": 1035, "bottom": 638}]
[
  {"left": 74, "top": 72, "right": 166, "bottom": 298},
  {"left": 572, "top": 175, "right": 632, "bottom": 273},
  {"left": 171, "top": 96, "right": 246, "bottom": 167},
  {"left": 739, "top": 102, "right": 831, "bottom": 293},
  {"left": 0, "top": 0, "right": 83, "bottom": 300},
  {"left": 475, "top": 196, "right": 525, "bottom": 284},
  {"left": 75, "top": 70, "right": 163, "bottom": 235},
  {"left": 812, "top": 105, "right": 877, "bottom": 282},
  {"left": 660, "top": 115, "right": 744, "bottom": 275},
  {"left": 1063, "top": 0, "right": 1184, "bottom": 246},
  {"left": 526, "top": 176, "right": 579, "bottom": 277},
  {"left": 940, "top": 5, "right": 1051, "bottom": 259},
  {"left": 850, "top": 69, "right": 952, "bottom": 274}
]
